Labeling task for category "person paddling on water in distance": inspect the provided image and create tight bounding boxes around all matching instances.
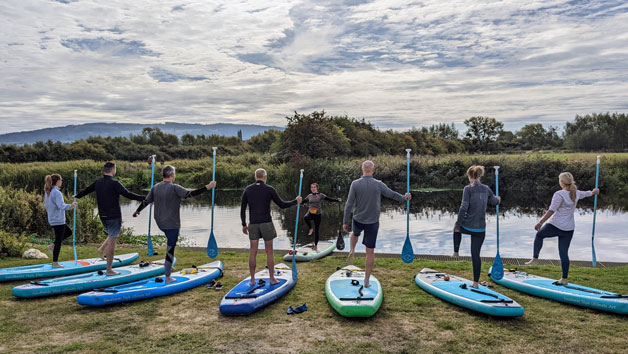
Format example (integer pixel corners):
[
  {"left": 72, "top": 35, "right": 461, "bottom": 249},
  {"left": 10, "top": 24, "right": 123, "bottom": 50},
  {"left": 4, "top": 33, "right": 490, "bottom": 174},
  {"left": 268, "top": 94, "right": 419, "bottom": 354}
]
[
  {"left": 343, "top": 160, "right": 411, "bottom": 288},
  {"left": 75, "top": 162, "right": 145, "bottom": 276},
  {"left": 44, "top": 174, "right": 78, "bottom": 268},
  {"left": 524, "top": 172, "right": 599, "bottom": 285},
  {"left": 302, "top": 183, "right": 341, "bottom": 251},
  {"left": 241, "top": 168, "right": 302, "bottom": 286},
  {"left": 453, "top": 165, "right": 500, "bottom": 289},
  {"left": 133, "top": 164, "right": 216, "bottom": 284}
]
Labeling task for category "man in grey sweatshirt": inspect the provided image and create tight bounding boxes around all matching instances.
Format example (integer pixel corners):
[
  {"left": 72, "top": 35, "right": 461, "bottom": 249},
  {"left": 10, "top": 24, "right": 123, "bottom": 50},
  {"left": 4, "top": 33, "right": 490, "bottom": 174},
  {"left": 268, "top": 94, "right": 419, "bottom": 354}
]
[{"left": 343, "top": 160, "right": 411, "bottom": 287}]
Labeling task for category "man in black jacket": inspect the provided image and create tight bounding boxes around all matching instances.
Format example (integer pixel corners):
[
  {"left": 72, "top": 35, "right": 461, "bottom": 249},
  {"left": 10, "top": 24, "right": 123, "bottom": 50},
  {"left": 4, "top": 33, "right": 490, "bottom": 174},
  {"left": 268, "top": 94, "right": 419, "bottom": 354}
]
[
  {"left": 241, "top": 168, "right": 301, "bottom": 285},
  {"left": 75, "top": 161, "right": 145, "bottom": 275}
]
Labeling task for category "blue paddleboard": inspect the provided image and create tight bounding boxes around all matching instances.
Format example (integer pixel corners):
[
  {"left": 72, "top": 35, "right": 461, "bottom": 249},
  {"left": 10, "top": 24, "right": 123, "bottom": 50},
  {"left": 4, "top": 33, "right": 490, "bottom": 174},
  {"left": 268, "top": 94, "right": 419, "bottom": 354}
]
[
  {"left": 489, "top": 267, "right": 628, "bottom": 314},
  {"left": 219, "top": 263, "right": 294, "bottom": 315},
  {"left": 77, "top": 261, "right": 222, "bottom": 306},
  {"left": 12, "top": 258, "right": 172, "bottom": 298},
  {"left": 0, "top": 253, "right": 139, "bottom": 282},
  {"left": 416, "top": 268, "right": 524, "bottom": 317}
]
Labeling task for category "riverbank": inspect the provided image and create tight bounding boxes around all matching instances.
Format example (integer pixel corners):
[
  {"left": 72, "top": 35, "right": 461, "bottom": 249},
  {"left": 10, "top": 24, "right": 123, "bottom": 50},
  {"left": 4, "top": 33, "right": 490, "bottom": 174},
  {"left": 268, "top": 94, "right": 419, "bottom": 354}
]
[{"left": 1, "top": 246, "right": 627, "bottom": 353}]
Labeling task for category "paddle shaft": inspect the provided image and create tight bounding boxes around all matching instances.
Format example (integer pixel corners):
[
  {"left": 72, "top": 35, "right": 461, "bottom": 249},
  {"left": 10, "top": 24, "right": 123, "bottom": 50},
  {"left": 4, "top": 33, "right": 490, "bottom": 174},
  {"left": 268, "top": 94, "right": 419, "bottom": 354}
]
[
  {"left": 592, "top": 155, "right": 600, "bottom": 266},
  {"left": 292, "top": 169, "right": 304, "bottom": 281},
  {"left": 406, "top": 149, "right": 410, "bottom": 237},
  {"left": 206, "top": 147, "right": 219, "bottom": 258},
  {"left": 72, "top": 170, "right": 78, "bottom": 263},
  {"left": 147, "top": 155, "right": 156, "bottom": 256},
  {"left": 210, "top": 147, "right": 216, "bottom": 231},
  {"left": 495, "top": 166, "right": 500, "bottom": 251}
]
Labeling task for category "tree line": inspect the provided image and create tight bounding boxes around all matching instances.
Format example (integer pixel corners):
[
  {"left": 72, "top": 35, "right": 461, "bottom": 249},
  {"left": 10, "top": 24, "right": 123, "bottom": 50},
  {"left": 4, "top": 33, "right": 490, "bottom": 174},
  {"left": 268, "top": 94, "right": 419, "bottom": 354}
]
[{"left": 0, "top": 112, "right": 626, "bottom": 163}]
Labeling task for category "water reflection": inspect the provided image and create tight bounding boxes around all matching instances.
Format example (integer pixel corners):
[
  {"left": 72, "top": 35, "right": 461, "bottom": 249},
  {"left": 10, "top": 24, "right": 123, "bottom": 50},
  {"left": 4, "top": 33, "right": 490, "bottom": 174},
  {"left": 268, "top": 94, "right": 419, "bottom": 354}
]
[{"left": 120, "top": 190, "right": 628, "bottom": 262}]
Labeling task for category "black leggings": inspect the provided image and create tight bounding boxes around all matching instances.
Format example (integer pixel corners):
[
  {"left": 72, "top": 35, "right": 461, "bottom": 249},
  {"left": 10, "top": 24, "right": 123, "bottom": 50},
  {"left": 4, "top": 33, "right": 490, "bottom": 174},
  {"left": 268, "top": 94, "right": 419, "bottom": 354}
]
[
  {"left": 303, "top": 213, "right": 322, "bottom": 246},
  {"left": 52, "top": 224, "right": 72, "bottom": 262},
  {"left": 162, "top": 229, "right": 180, "bottom": 277},
  {"left": 453, "top": 227, "right": 486, "bottom": 282},
  {"left": 533, "top": 223, "right": 574, "bottom": 279}
]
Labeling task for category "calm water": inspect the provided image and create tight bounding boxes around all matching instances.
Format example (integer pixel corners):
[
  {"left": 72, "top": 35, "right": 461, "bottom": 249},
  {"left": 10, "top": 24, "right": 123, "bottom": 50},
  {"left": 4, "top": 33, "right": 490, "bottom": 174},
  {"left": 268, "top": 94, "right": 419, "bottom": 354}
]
[{"left": 119, "top": 190, "right": 628, "bottom": 262}]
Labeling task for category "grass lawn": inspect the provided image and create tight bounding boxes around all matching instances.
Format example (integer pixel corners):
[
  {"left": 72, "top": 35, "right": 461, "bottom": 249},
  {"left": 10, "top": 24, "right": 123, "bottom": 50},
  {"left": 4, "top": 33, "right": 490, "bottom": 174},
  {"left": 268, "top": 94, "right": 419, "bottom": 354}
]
[{"left": 1, "top": 246, "right": 627, "bottom": 354}]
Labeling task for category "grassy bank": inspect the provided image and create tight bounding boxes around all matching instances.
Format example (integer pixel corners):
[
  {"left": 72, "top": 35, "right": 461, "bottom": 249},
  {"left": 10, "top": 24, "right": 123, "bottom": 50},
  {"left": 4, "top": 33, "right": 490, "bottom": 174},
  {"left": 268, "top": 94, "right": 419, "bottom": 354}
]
[{"left": 1, "top": 246, "right": 627, "bottom": 353}]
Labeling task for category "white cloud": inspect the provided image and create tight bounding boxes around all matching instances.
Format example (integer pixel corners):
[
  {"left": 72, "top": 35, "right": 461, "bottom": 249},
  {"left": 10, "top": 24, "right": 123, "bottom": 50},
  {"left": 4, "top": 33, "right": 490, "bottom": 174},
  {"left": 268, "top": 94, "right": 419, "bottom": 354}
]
[{"left": 0, "top": 0, "right": 627, "bottom": 134}]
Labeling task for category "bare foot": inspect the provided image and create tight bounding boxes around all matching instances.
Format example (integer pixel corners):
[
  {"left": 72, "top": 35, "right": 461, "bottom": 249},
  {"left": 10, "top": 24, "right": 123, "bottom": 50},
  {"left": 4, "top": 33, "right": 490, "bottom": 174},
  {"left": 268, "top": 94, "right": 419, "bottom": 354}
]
[
  {"left": 165, "top": 277, "right": 176, "bottom": 284},
  {"left": 269, "top": 278, "right": 280, "bottom": 286},
  {"left": 312, "top": 246, "right": 318, "bottom": 252},
  {"left": 557, "top": 278, "right": 568, "bottom": 285},
  {"left": 48, "top": 243, "right": 55, "bottom": 253},
  {"left": 249, "top": 278, "right": 256, "bottom": 286},
  {"left": 106, "top": 270, "right": 121, "bottom": 276},
  {"left": 97, "top": 250, "right": 106, "bottom": 260},
  {"left": 524, "top": 258, "right": 538, "bottom": 265},
  {"left": 452, "top": 252, "right": 459, "bottom": 257},
  {"left": 51, "top": 262, "right": 64, "bottom": 268},
  {"left": 346, "top": 251, "right": 354, "bottom": 264},
  {"left": 363, "top": 283, "right": 371, "bottom": 288},
  {"left": 308, "top": 229, "right": 313, "bottom": 236},
  {"left": 470, "top": 282, "right": 479, "bottom": 289}
]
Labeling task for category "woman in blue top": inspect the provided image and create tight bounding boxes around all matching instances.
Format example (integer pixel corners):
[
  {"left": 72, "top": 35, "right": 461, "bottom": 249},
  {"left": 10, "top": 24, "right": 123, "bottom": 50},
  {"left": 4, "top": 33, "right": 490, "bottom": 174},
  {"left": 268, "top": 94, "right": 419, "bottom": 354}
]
[
  {"left": 44, "top": 174, "right": 77, "bottom": 267},
  {"left": 453, "top": 166, "right": 500, "bottom": 288}
]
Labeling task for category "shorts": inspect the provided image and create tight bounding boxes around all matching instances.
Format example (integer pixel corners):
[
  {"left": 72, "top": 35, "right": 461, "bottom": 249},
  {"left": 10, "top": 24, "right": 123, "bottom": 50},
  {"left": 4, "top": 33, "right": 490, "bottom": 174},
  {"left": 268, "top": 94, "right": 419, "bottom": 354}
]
[
  {"left": 100, "top": 218, "right": 122, "bottom": 238},
  {"left": 352, "top": 219, "right": 379, "bottom": 249},
  {"left": 248, "top": 222, "right": 277, "bottom": 241}
]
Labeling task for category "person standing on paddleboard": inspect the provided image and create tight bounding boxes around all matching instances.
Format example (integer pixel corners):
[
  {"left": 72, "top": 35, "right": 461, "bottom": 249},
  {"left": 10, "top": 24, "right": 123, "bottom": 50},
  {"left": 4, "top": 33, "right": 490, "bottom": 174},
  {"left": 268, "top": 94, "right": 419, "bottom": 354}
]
[
  {"left": 524, "top": 172, "right": 599, "bottom": 285},
  {"left": 343, "top": 160, "right": 411, "bottom": 288},
  {"left": 453, "top": 165, "right": 500, "bottom": 289},
  {"left": 132, "top": 164, "right": 216, "bottom": 283},
  {"left": 43, "top": 174, "right": 78, "bottom": 268},
  {"left": 75, "top": 162, "right": 145, "bottom": 276},
  {"left": 241, "top": 168, "right": 302, "bottom": 286},
  {"left": 302, "top": 183, "right": 341, "bottom": 251}
]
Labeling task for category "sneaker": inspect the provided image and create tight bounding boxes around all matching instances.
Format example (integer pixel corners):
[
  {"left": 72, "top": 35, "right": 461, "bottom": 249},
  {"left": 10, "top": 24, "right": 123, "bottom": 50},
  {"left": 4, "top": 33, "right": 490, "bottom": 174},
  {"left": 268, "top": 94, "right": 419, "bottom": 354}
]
[{"left": 452, "top": 252, "right": 459, "bottom": 257}]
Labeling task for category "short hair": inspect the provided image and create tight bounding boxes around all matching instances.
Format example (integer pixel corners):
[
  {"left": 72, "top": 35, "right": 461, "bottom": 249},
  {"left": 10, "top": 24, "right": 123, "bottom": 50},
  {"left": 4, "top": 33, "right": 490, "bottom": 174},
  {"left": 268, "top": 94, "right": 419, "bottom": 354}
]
[
  {"left": 162, "top": 165, "right": 176, "bottom": 178},
  {"left": 362, "top": 160, "right": 374, "bottom": 171},
  {"left": 255, "top": 168, "right": 267, "bottom": 180},
  {"left": 103, "top": 162, "right": 116, "bottom": 173}
]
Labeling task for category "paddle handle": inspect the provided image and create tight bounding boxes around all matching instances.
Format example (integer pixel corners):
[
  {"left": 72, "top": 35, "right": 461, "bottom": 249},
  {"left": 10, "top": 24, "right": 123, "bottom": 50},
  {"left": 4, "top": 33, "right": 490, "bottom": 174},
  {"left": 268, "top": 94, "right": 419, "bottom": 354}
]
[
  {"left": 592, "top": 155, "right": 600, "bottom": 266},
  {"left": 494, "top": 166, "right": 500, "bottom": 251},
  {"left": 210, "top": 147, "right": 217, "bottom": 231},
  {"left": 147, "top": 155, "right": 156, "bottom": 257},
  {"left": 72, "top": 169, "right": 78, "bottom": 263}
]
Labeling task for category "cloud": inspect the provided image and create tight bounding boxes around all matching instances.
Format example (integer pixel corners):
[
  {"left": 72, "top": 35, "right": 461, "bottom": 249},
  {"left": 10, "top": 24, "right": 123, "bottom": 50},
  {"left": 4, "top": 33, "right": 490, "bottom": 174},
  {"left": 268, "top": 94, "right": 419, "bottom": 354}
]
[{"left": 1, "top": 0, "right": 628, "bottom": 134}]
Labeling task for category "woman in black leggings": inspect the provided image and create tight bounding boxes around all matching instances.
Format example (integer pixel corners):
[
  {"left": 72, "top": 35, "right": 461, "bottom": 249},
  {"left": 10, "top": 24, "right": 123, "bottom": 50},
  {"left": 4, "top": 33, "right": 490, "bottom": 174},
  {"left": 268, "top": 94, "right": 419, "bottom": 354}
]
[
  {"left": 43, "top": 174, "right": 77, "bottom": 267},
  {"left": 303, "top": 183, "right": 341, "bottom": 251}
]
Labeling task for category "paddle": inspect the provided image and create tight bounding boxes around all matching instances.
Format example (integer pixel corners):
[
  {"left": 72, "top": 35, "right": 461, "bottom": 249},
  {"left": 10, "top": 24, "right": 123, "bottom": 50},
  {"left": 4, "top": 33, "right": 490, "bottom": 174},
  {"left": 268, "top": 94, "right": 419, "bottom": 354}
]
[
  {"left": 206, "top": 147, "right": 219, "bottom": 258},
  {"left": 336, "top": 182, "right": 345, "bottom": 250},
  {"left": 147, "top": 155, "right": 156, "bottom": 257},
  {"left": 401, "top": 149, "right": 414, "bottom": 263},
  {"left": 291, "top": 169, "right": 304, "bottom": 282},
  {"left": 72, "top": 169, "right": 78, "bottom": 264},
  {"left": 490, "top": 166, "right": 504, "bottom": 281},
  {"left": 591, "top": 155, "right": 600, "bottom": 267}
]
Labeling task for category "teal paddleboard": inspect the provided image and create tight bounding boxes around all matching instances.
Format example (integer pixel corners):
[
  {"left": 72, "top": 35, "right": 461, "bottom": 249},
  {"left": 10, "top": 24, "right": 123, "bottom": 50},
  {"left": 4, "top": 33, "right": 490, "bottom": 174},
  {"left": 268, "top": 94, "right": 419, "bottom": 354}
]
[
  {"left": 489, "top": 267, "right": 628, "bottom": 314},
  {"left": 13, "top": 259, "right": 172, "bottom": 298},
  {"left": 0, "top": 253, "right": 139, "bottom": 282},
  {"left": 416, "top": 268, "right": 524, "bottom": 317}
]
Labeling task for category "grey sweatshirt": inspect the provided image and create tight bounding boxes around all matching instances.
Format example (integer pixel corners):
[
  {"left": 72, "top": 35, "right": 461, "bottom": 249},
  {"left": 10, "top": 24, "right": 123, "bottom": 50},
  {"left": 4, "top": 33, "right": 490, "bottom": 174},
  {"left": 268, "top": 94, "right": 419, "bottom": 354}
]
[
  {"left": 135, "top": 181, "right": 207, "bottom": 230},
  {"left": 343, "top": 175, "right": 406, "bottom": 225},
  {"left": 455, "top": 182, "right": 500, "bottom": 231}
]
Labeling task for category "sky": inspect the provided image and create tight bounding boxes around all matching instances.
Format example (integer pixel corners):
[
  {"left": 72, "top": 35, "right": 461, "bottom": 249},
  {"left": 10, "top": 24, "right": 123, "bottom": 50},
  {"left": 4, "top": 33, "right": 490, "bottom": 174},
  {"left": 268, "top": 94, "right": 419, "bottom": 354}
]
[{"left": 1, "top": 0, "right": 627, "bottom": 134}]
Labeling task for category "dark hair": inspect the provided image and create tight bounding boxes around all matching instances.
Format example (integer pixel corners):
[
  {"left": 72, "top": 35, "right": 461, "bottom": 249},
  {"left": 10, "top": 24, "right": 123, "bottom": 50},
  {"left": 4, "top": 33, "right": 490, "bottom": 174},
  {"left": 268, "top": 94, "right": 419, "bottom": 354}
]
[
  {"left": 162, "top": 165, "right": 176, "bottom": 178},
  {"left": 310, "top": 183, "right": 319, "bottom": 190},
  {"left": 466, "top": 165, "right": 485, "bottom": 181},
  {"left": 44, "top": 174, "right": 62, "bottom": 195},
  {"left": 103, "top": 162, "right": 116, "bottom": 174}
]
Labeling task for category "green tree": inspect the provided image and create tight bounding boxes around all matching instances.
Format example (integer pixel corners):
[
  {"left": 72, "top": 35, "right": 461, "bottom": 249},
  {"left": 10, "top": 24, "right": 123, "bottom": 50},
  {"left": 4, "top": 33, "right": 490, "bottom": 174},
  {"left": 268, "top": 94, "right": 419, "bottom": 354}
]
[
  {"left": 464, "top": 116, "right": 504, "bottom": 151},
  {"left": 280, "top": 111, "right": 350, "bottom": 160}
]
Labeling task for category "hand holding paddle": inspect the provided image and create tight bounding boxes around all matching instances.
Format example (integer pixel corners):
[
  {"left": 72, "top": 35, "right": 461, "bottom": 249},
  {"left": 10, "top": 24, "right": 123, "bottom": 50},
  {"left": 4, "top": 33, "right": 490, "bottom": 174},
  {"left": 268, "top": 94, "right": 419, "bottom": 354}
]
[
  {"left": 401, "top": 149, "right": 415, "bottom": 264},
  {"left": 206, "top": 147, "right": 219, "bottom": 259}
]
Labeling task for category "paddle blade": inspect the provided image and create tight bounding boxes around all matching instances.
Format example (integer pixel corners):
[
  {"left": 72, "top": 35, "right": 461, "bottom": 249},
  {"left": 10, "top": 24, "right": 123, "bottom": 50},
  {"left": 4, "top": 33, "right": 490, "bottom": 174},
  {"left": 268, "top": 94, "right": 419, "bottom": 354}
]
[
  {"left": 206, "top": 231, "right": 218, "bottom": 258},
  {"left": 292, "top": 256, "right": 298, "bottom": 281},
  {"left": 491, "top": 253, "right": 504, "bottom": 280},
  {"left": 336, "top": 230, "right": 345, "bottom": 250},
  {"left": 147, "top": 236, "right": 154, "bottom": 257},
  {"left": 401, "top": 235, "right": 414, "bottom": 264}
]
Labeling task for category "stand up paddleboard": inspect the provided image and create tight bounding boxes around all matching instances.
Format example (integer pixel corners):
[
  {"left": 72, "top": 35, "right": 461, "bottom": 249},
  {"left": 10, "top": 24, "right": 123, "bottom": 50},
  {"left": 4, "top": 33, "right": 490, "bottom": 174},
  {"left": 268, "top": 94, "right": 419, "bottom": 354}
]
[
  {"left": 0, "top": 253, "right": 139, "bottom": 282},
  {"left": 282, "top": 241, "right": 336, "bottom": 262},
  {"left": 325, "top": 265, "right": 383, "bottom": 317},
  {"left": 416, "top": 268, "right": 524, "bottom": 317},
  {"left": 219, "top": 263, "right": 294, "bottom": 315},
  {"left": 13, "top": 258, "right": 172, "bottom": 298},
  {"left": 78, "top": 261, "right": 222, "bottom": 306},
  {"left": 489, "top": 267, "right": 628, "bottom": 314}
]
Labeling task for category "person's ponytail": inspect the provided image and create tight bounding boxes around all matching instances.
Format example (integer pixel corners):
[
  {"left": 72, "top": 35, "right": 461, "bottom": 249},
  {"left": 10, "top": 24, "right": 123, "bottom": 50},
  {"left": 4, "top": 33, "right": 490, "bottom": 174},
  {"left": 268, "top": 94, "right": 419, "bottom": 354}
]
[
  {"left": 558, "top": 172, "right": 577, "bottom": 202},
  {"left": 466, "top": 165, "right": 485, "bottom": 182},
  {"left": 44, "top": 174, "right": 62, "bottom": 195}
]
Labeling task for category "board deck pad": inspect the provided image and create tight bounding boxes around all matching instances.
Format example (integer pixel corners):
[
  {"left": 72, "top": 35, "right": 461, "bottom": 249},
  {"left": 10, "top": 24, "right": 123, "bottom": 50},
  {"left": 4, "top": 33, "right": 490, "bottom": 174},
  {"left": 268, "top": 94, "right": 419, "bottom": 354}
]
[
  {"left": 325, "top": 265, "right": 383, "bottom": 317},
  {"left": 0, "top": 253, "right": 139, "bottom": 282},
  {"left": 225, "top": 278, "right": 288, "bottom": 299},
  {"left": 416, "top": 268, "right": 524, "bottom": 317},
  {"left": 490, "top": 267, "right": 628, "bottom": 314},
  {"left": 77, "top": 261, "right": 222, "bottom": 306}
]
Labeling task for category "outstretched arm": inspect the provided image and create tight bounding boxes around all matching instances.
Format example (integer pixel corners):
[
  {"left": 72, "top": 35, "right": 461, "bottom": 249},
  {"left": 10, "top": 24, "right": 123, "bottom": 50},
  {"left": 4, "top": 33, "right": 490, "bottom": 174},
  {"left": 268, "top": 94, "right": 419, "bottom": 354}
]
[
  {"left": 379, "top": 182, "right": 408, "bottom": 202},
  {"left": 116, "top": 181, "right": 145, "bottom": 201},
  {"left": 270, "top": 187, "right": 298, "bottom": 209},
  {"left": 75, "top": 182, "right": 95, "bottom": 199},
  {"left": 133, "top": 189, "right": 154, "bottom": 217}
]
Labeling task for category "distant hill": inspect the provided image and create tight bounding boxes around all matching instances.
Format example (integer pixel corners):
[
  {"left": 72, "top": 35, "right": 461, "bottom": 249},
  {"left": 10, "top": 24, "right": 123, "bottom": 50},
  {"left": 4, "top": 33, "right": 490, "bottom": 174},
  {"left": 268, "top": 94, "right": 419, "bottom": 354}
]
[{"left": 0, "top": 122, "right": 284, "bottom": 145}]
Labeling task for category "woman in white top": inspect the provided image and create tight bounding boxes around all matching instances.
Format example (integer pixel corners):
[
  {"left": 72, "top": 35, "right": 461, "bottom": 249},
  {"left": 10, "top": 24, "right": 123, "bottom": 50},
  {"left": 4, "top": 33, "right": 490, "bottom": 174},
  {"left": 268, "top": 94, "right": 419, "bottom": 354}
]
[{"left": 524, "top": 172, "right": 599, "bottom": 285}]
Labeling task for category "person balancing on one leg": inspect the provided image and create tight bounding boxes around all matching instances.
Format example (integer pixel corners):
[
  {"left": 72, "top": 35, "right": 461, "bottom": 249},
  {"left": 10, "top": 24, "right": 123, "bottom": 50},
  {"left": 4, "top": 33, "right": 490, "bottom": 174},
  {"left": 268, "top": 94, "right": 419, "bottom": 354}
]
[
  {"left": 241, "top": 168, "right": 302, "bottom": 286},
  {"left": 302, "top": 182, "right": 341, "bottom": 251},
  {"left": 75, "top": 161, "right": 145, "bottom": 276},
  {"left": 133, "top": 164, "right": 216, "bottom": 283},
  {"left": 343, "top": 160, "right": 411, "bottom": 287}
]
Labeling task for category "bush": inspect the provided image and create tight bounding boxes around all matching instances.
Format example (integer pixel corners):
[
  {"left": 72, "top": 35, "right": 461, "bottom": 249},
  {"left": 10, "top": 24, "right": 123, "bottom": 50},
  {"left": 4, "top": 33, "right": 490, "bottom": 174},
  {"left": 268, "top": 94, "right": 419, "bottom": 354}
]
[{"left": 0, "top": 230, "right": 28, "bottom": 257}]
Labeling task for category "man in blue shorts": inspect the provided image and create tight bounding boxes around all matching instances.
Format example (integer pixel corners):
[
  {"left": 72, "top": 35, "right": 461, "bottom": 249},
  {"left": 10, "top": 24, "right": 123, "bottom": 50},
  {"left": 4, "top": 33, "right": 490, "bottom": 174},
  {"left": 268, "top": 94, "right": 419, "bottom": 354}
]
[
  {"left": 75, "top": 161, "right": 145, "bottom": 275},
  {"left": 343, "top": 160, "right": 411, "bottom": 287}
]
